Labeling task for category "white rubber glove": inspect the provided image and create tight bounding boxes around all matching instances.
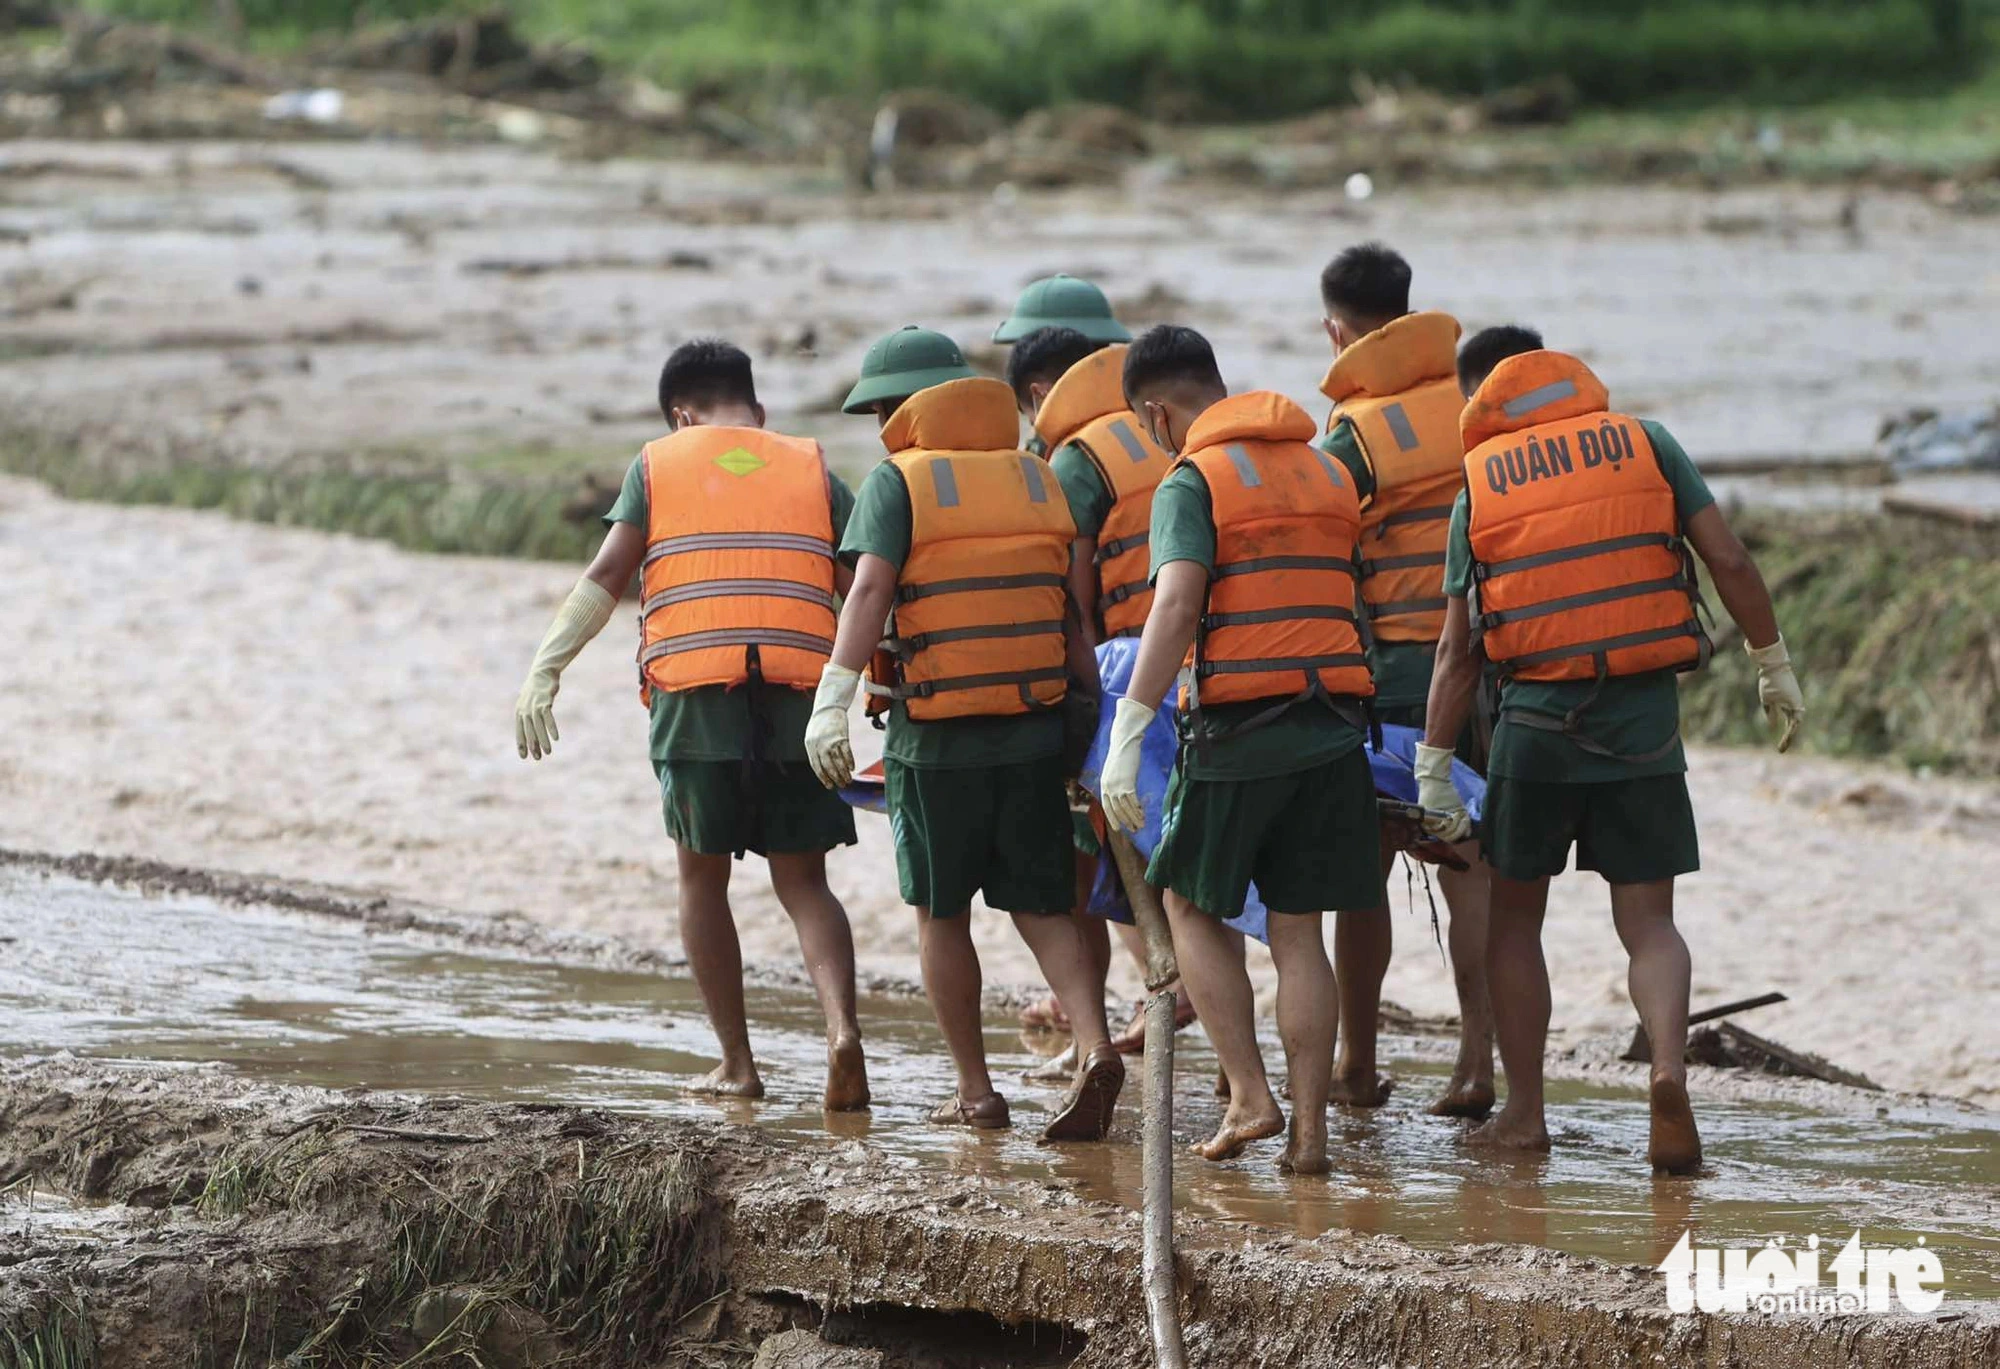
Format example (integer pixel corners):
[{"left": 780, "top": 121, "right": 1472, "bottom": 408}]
[
  {"left": 1745, "top": 635, "right": 1805, "bottom": 753},
  {"left": 515, "top": 578, "right": 616, "bottom": 760},
  {"left": 805, "top": 663, "right": 861, "bottom": 790},
  {"left": 1099, "top": 697, "right": 1155, "bottom": 833},
  {"left": 1413, "top": 742, "right": 1473, "bottom": 844}
]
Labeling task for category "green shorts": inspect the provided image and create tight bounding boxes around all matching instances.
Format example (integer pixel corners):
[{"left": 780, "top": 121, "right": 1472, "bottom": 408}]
[
  {"left": 1480, "top": 772, "right": 1699, "bottom": 884},
  {"left": 885, "top": 754, "right": 1073, "bottom": 916},
  {"left": 1071, "top": 807, "right": 1102, "bottom": 858},
  {"left": 656, "top": 758, "right": 857, "bottom": 859},
  {"left": 1374, "top": 700, "right": 1484, "bottom": 773},
  {"left": 1147, "top": 747, "right": 1384, "bottom": 918}
]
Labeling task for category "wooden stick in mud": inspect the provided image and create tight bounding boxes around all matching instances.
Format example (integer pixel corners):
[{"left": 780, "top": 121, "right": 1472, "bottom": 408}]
[{"left": 1103, "top": 826, "right": 1189, "bottom": 1369}]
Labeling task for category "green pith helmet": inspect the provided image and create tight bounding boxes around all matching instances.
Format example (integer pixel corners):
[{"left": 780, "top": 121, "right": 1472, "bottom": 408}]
[
  {"left": 841, "top": 325, "right": 981, "bottom": 415},
  {"left": 993, "top": 274, "right": 1130, "bottom": 345}
]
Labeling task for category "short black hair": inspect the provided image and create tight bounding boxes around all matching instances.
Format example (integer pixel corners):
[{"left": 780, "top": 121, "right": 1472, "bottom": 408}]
[
  {"left": 1319, "top": 242, "right": 1412, "bottom": 324},
  {"left": 658, "top": 337, "right": 757, "bottom": 419},
  {"left": 1122, "top": 324, "right": 1223, "bottom": 406},
  {"left": 1005, "top": 326, "right": 1101, "bottom": 404},
  {"left": 1456, "top": 325, "right": 1545, "bottom": 395}
]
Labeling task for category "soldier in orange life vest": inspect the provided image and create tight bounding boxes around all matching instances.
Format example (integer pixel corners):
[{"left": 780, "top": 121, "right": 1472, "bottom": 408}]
[
  {"left": 1420, "top": 326, "right": 1807, "bottom": 1175},
  {"left": 511, "top": 338, "right": 870, "bottom": 1114},
  {"left": 1102, "top": 325, "right": 1388, "bottom": 1176},
  {"left": 1315, "top": 242, "right": 1495, "bottom": 1120},
  {"left": 1004, "top": 326, "right": 1210, "bottom": 1053},
  {"left": 804, "top": 326, "right": 1123, "bottom": 1141}
]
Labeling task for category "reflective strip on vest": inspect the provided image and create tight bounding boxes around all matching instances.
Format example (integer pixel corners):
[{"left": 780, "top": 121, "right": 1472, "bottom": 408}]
[
  {"left": 642, "top": 626, "right": 836, "bottom": 664},
  {"left": 898, "top": 570, "right": 1066, "bottom": 601},
  {"left": 644, "top": 531, "right": 834, "bottom": 564},
  {"left": 931, "top": 458, "right": 962, "bottom": 509},
  {"left": 1381, "top": 401, "right": 1420, "bottom": 452},
  {"left": 641, "top": 578, "right": 835, "bottom": 618},
  {"left": 1224, "top": 444, "right": 1262, "bottom": 488},
  {"left": 1502, "top": 378, "right": 1580, "bottom": 420},
  {"left": 1107, "top": 419, "right": 1152, "bottom": 464},
  {"left": 1019, "top": 454, "right": 1050, "bottom": 503}
]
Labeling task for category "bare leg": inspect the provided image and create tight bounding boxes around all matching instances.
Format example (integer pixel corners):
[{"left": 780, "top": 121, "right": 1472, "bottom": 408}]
[
  {"left": 1165, "top": 891, "right": 1283, "bottom": 1161},
  {"left": 1470, "top": 873, "right": 1551, "bottom": 1152},
  {"left": 917, "top": 905, "right": 996, "bottom": 1105},
  {"left": 1010, "top": 910, "right": 1112, "bottom": 1059},
  {"left": 675, "top": 846, "right": 762, "bottom": 1099},
  {"left": 1431, "top": 855, "right": 1496, "bottom": 1119},
  {"left": 767, "top": 851, "right": 868, "bottom": 1112},
  {"left": 1610, "top": 879, "right": 1701, "bottom": 1174},
  {"left": 1331, "top": 899, "right": 1393, "bottom": 1108},
  {"left": 1110, "top": 894, "right": 1195, "bottom": 1054},
  {"left": 1267, "top": 911, "right": 1335, "bottom": 1174},
  {"left": 1018, "top": 854, "right": 1104, "bottom": 1029}
]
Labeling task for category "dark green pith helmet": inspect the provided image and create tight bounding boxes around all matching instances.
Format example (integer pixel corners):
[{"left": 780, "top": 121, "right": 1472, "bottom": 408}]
[
  {"left": 842, "top": 325, "right": 980, "bottom": 414},
  {"left": 993, "top": 274, "right": 1130, "bottom": 345}
]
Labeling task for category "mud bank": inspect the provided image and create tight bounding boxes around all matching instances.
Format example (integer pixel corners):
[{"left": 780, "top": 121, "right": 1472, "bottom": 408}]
[{"left": 2, "top": 1061, "right": 1994, "bottom": 1369}]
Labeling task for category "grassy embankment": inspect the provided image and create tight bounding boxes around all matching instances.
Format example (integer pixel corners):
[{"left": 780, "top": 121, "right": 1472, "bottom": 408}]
[{"left": 77, "top": 0, "right": 1996, "bottom": 122}]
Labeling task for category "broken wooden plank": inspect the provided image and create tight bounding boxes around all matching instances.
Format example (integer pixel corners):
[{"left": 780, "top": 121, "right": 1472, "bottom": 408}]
[
  {"left": 1623, "top": 991, "right": 1789, "bottom": 1062},
  {"left": 1716, "top": 1022, "right": 1882, "bottom": 1091}
]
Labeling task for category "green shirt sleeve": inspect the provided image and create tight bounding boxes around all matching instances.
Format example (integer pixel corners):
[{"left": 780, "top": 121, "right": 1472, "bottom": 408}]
[
  {"left": 1443, "top": 488, "right": 1473, "bottom": 598},
  {"left": 838, "top": 462, "right": 912, "bottom": 571},
  {"left": 827, "top": 468, "right": 857, "bottom": 545},
  {"left": 1318, "top": 424, "right": 1377, "bottom": 509},
  {"left": 1643, "top": 420, "right": 1716, "bottom": 523},
  {"left": 603, "top": 453, "right": 647, "bottom": 528},
  {"left": 1050, "top": 441, "right": 1115, "bottom": 540},
  {"left": 1147, "top": 464, "right": 1216, "bottom": 582}
]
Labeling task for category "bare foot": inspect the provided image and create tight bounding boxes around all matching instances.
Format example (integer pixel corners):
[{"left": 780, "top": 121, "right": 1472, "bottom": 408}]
[
  {"left": 1193, "top": 1105, "right": 1285, "bottom": 1161},
  {"left": 691, "top": 1062, "right": 764, "bottom": 1100},
  {"left": 1214, "top": 1069, "right": 1230, "bottom": 1100},
  {"left": 1025, "top": 1040, "right": 1079, "bottom": 1083},
  {"left": 1017, "top": 994, "right": 1070, "bottom": 1031},
  {"left": 1648, "top": 1075, "right": 1703, "bottom": 1176},
  {"left": 1328, "top": 1070, "right": 1396, "bottom": 1109},
  {"left": 823, "top": 1037, "right": 870, "bottom": 1113},
  {"left": 1467, "top": 1107, "right": 1550, "bottom": 1153},
  {"left": 1427, "top": 1077, "right": 1496, "bottom": 1120},
  {"left": 1278, "top": 1107, "right": 1330, "bottom": 1175},
  {"left": 1111, "top": 990, "right": 1196, "bottom": 1055}
]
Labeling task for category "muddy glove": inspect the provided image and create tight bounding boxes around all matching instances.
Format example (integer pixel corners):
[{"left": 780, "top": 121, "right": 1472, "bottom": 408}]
[
  {"left": 1414, "top": 742, "right": 1473, "bottom": 844},
  {"left": 1745, "top": 635, "right": 1805, "bottom": 753},
  {"left": 805, "top": 663, "right": 860, "bottom": 790},
  {"left": 1099, "top": 697, "right": 1155, "bottom": 834},
  {"left": 515, "top": 578, "right": 616, "bottom": 760}
]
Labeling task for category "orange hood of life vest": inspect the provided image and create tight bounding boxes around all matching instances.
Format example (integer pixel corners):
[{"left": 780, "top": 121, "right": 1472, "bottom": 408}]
[
  {"left": 1461, "top": 350, "right": 1613, "bottom": 451},
  {"left": 882, "top": 377, "right": 1022, "bottom": 455},
  {"left": 1182, "top": 390, "right": 1319, "bottom": 453},
  {"left": 1319, "top": 310, "right": 1462, "bottom": 405},
  {"left": 1033, "top": 345, "right": 1128, "bottom": 452}
]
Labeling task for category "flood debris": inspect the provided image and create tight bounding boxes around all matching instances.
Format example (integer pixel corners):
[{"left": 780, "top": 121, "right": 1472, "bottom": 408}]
[{"left": 1880, "top": 405, "right": 2000, "bottom": 473}]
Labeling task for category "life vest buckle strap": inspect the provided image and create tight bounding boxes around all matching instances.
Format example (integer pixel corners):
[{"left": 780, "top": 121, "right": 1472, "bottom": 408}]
[
  {"left": 1093, "top": 531, "right": 1150, "bottom": 563},
  {"left": 642, "top": 626, "right": 836, "bottom": 664},
  {"left": 1358, "top": 551, "right": 1448, "bottom": 578},
  {"left": 886, "top": 664, "right": 1068, "bottom": 699},
  {"left": 1373, "top": 504, "right": 1457, "bottom": 530},
  {"left": 1100, "top": 577, "right": 1151, "bottom": 607},
  {"left": 641, "top": 578, "right": 836, "bottom": 619},
  {"left": 1200, "top": 606, "right": 1357, "bottom": 631},
  {"left": 1211, "top": 554, "right": 1359, "bottom": 580},
  {"left": 1475, "top": 575, "right": 1695, "bottom": 633},
  {"left": 1479, "top": 532, "right": 1678, "bottom": 581},
  {"left": 1498, "top": 620, "right": 1705, "bottom": 671},
  {"left": 1195, "top": 651, "right": 1369, "bottom": 678},
  {"left": 897, "top": 571, "right": 1066, "bottom": 603},
  {"left": 1366, "top": 596, "right": 1449, "bottom": 620},
  {"left": 643, "top": 531, "right": 834, "bottom": 564},
  {"left": 887, "top": 619, "right": 1065, "bottom": 654}
]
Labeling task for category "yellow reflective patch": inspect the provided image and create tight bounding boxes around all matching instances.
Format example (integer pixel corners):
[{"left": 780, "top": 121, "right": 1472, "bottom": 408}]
[{"left": 713, "top": 447, "right": 766, "bottom": 477}]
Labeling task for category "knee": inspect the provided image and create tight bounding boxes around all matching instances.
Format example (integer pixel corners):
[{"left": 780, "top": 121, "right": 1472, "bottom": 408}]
[{"left": 767, "top": 855, "right": 831, "bottom": 906}]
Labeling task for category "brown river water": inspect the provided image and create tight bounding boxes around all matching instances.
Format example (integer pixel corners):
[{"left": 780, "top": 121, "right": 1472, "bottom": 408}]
[{"left": 6, "top": 870, "right": 1998, "bottom": 1304}]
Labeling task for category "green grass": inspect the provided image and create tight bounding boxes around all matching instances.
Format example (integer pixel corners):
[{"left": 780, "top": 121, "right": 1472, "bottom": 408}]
[
  {"left": 68, "top": 0, "right": 1999, "bottom": 121},
  {"left": 0, "top": 1298, "right": 96, "bottom": 1369}
]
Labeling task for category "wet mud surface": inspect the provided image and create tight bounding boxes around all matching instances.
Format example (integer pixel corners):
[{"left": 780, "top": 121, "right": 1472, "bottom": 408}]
[
  {"left": 7, "top": 865, "right": 2000, "bottom": 1321},
  {"left": 3, "top": 139, "right": 1998, "bottom": 482}
]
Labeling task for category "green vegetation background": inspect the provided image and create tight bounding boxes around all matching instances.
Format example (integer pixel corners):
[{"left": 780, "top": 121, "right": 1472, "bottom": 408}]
[{"left": 77, "top": 0, "right": 1995, "bottom": 119}]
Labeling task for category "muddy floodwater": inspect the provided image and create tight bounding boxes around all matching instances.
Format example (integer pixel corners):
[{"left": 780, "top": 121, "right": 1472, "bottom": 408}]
[{"left": 7, "top": 871, "right": 1998, "bottom": 1305}]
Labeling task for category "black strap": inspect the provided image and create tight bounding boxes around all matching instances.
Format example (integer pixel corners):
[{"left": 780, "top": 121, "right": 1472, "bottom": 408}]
[
  {"left": 1475, "top": 532, "right": 1679, "bottom": 582},
  {"left": 1094, "top": 531, "right": 1149, "bottom": 564},
  {"left": 1502, "top": 620, "right": 1705, "bottom": 672},
  {"left": 885, "top": 619, "right": 1063, "bottom": 657},
  {"left": 737, "top": 644, "right": 769, "bottom": 861},
  {"left": 1213, "top": 554, "right": 1358, "bottom": 580},
  {"left": 1195, "top": 651, "right": 1368, "bottom": 678},
  {"left": 1475, "top": 576, "right": 1692, "bottom": 633},
  {"left": 1359, "top": 551, "right": 1448, "bottom": 577},
  {"left": 1201, "top": 605, "right": 1357, "bottom": 630},
  {"left": 1501, "top": 698, "right": 1683, "bottom": 765},
  {"left": 886, "top": 664, "right": 1068, "bottom": 700},
  {"left": 898, "top": 571, "right": 1065, "bottom": 602},
  {"left": 1366, "top": 595, "right": 1448, "bottom": 620},
  {"left": 1374, "top": 504, "right": 1455, "bottom": 529},
  {"left": 1100, "top": 577, "right": 1151, "bottom": 607}
]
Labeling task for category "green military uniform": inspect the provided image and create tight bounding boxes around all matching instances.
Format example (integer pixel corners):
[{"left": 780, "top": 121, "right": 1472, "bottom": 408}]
[
  {"left": 605, "top": 456, "right": 859, "bottom": 858},
  {"left": 1051, "top": 438, "right": 1117, "bottom": 858},
  {"left": 1142, "top": 464, "right": 1383, "bottom": 918},
  {"left": 1443, "top": 419, "right": 1712, "bottom": 883},
  {"left": 840, "top": 463, "right": 1073, "bottom": 917},
  {"left": 1318, "top": 424, "right": 1443, "bottom": 717}
]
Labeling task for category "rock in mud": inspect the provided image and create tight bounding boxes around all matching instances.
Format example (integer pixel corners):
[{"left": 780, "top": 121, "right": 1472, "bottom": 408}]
[{"left": 753, "top": 1329, "right": 884, "bottom": 1369}]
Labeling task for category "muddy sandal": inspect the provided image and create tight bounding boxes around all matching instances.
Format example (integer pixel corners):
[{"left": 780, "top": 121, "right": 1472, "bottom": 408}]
[
  {"left": 1040, "top": 1045, "right": 1126, "bottom": 1143},
  {"left": 929, "top": 1091, "right": 1010, "bottom": 1130}
]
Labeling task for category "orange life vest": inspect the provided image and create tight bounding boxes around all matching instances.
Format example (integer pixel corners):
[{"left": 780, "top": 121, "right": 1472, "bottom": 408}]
[
  {"left": 1461, "top": 351, "right": 1709, "bottom": 683},
  {"left": 869, "top": 378, "right": 1076, "bottom": 721},
  {"left": 1322, "top": 311, "right": 1466, "bottom": 645},
  {"left": 1033, "top": 344, "right": 1175, "bottom": 639},
  {"left": 1175, "top": 392, "right": 1375, "bottom": 719},
  {"left": 637, "top": 426, "right": 837, "bottom": 700}
]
